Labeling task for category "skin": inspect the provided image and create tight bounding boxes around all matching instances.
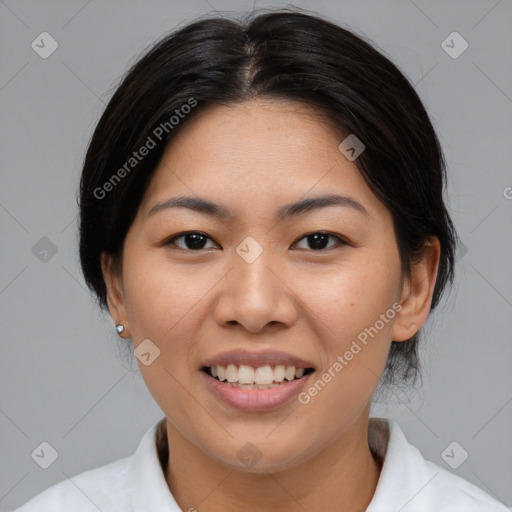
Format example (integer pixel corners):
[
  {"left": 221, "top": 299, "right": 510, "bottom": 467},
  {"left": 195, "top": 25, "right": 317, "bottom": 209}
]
[{"left": 101, "top": 98, "right": 440, "bottom": 512}]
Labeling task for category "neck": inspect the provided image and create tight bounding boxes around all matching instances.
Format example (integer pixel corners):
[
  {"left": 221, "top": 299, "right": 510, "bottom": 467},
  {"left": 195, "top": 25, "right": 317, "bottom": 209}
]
[{"left": 163, "top": 410, "right": 382, "bottom": 512}]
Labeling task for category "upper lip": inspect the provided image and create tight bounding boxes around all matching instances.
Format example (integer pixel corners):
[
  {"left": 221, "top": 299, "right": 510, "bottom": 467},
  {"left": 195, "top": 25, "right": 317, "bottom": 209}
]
[{"left": 201, "top": 350, "right": 316, "bottom": 370}]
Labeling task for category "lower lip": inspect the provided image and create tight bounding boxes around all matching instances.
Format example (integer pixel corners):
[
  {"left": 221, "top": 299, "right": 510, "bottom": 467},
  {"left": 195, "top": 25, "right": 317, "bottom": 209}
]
[{"left": 200, "top": 371, "right": 313, "bottom": 412}]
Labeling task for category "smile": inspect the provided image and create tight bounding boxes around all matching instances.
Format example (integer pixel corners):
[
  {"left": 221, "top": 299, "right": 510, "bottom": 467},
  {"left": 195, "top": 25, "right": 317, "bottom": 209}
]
[
  {"left": 200, "top": 365, "right": 315, "bottom": 412},
  {"left": 203, "top": 364, "right": 314, "bottom": 389}
]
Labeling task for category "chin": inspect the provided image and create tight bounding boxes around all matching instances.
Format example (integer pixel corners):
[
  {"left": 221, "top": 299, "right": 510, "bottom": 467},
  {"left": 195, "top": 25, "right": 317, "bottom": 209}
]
[{"left": 212, "top": 440, "right": 312, "bottom": 474}]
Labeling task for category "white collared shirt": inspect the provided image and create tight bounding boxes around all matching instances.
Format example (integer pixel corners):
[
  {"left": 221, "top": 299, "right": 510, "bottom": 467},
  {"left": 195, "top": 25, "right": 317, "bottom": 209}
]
[{"left": 11, "top": 417, "right": 508, "bottom": 511}]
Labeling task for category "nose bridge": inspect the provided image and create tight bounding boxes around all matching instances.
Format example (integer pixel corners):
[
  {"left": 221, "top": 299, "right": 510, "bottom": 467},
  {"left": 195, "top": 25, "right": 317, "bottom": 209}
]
[
  {"left": 214, "top": 235, "right": 297, "bottom": 331},
  {"left": 232, "top": 235, "right": 279, "bottom": 301}
]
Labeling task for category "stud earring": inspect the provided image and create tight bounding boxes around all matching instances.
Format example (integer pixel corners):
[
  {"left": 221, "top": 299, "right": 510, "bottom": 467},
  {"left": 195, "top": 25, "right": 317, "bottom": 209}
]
[{"left": 116, "top": 324, "right": 125, "bottom": 336}]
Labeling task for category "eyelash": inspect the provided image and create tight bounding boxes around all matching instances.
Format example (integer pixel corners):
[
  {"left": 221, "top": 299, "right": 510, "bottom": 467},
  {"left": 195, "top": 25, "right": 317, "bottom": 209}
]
[{"left": 163, "top": 230, "right": 349, "bottom": 252}]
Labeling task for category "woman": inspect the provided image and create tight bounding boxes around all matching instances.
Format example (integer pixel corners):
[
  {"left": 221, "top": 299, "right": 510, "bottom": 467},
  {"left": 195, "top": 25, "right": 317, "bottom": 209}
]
[{"left": 12, "top": 8, "right": 508, "bottom": 512}]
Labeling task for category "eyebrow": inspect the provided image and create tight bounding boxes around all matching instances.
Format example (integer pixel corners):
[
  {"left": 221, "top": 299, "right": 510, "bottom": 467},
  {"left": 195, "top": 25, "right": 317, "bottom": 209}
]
[{"left": 147, "top": 193, "right": 369, "bottom": 220}]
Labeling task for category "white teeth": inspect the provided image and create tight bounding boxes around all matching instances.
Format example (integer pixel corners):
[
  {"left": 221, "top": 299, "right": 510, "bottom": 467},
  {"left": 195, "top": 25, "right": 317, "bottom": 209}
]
[
  {"left": 285, "top": 366, "right": 296, "bottom": 381},
  {"left": 217, "top": 365, "right": 226, "bottom": 381},
  {"left": 254, "top": 365, "right": 274, "bottom": 385},
  {"left": 238, "top": 365, "right": 255, "bottom": 384},
  {"left": 208, "top": 364, "right": 310, "bottom": 384},
  {"left": 226, "top": 364, "right": 238, "bottom": 383},
  {"left": 274, "top": 365, "right": 286, "bottom": 382}
]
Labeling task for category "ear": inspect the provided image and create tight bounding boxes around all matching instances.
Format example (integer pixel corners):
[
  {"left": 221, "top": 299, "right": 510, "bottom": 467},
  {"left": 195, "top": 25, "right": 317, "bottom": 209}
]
[
  {"left": 101, "top": 252, "right": 130, "bottom": 337},
  {"left": 391, "top": 237, "right": 441, "bottom": 342}
]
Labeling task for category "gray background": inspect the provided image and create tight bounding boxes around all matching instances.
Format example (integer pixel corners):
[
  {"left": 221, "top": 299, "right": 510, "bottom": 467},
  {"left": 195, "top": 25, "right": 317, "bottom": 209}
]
[{"left": 1, "top": 0, "right": 511, "bottom": 510}]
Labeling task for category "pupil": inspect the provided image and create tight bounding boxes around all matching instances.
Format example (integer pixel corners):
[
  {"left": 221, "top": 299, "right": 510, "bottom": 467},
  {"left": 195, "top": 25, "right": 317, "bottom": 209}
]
[
  {"left": 308, "top": 233, "right": 329, "bottom": 250},
  {"left": 186, "top": 233, "right": 206, "bottom": 250}
]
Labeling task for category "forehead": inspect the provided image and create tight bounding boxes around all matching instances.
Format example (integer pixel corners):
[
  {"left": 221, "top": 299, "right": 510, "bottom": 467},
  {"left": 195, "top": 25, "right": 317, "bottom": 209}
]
[
  {"left": 160, "top": 98, "right": 342, "bottom": 167},
  {"left": 139, "top": 99, "right": 389, "bottom": 224}
]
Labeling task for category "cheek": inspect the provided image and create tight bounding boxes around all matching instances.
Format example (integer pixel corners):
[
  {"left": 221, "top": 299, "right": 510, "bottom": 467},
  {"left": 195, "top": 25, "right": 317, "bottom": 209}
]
[
  {"left": 295, "top": 255, "right": 401, "bottom": 347},
  {"left": 121, "top": 250, "right": 215, "bottom": 340},
  {"left": 291, "top": 254, "right": 400, "bottom": 410},
  {"left": 119, "top": 252, "right": 214, "bottom": 418},
  {"left": 120, "top": 251, "right": 225, "bottom": 402}
]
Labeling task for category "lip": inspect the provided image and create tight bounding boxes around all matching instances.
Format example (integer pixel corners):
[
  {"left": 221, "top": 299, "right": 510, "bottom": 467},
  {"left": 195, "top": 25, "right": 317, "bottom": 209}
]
[
  {"left": 200, "top": 370, "right": 314, "bottom": 412},
  {"left": 200, "top": 349, "right": 315, "bottom": 370}
]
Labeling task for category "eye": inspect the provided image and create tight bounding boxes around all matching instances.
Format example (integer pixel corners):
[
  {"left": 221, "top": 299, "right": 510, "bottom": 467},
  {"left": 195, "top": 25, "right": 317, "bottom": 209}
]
[
  {"left": 164, "top": 231, "right": 218, "bottom": 251},
  {"left": 164, "top": 230, "right": 348, "bottom": 252},
  {"left": 292, "top": 231, "right": 347, "bottom": 251}
]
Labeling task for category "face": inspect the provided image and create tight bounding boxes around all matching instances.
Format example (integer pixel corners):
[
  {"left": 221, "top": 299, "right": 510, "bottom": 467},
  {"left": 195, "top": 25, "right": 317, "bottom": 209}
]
[{"left": 102, "top": 98, "right": 439, "bottom": 472}]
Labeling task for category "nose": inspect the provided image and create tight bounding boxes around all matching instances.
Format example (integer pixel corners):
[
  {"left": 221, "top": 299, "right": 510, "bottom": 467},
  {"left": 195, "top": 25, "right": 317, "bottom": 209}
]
[{"left": 213, "top": 246, "right": 298, "bottom": 333}]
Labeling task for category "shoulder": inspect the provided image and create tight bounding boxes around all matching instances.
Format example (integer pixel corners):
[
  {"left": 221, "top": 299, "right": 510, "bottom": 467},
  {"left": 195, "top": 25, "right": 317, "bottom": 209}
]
[
  {"left": 10, "top": 419, "right": 170, "bottom": 512},
  {"left": 367, "top": 417, "right": 509, "bottom": 512},
  {"left": 10, "top": 455, "right": 133, "bottom": 512},
  {"left": 419, "top": 457, "right": 509, "bottom": 511}
]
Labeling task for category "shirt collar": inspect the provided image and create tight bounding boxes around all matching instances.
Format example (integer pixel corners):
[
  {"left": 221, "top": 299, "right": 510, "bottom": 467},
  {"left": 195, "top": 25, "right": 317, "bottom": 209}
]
[
  {"left": 128, "top": 417, "right": 182, "bottom": 511},
  {"left": 366, "top": 417, "right": 440, "bottom": 511}
]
